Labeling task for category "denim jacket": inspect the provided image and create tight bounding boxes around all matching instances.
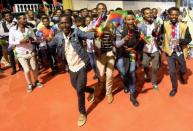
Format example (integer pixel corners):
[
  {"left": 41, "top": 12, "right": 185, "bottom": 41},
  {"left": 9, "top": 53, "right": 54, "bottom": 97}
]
[{"left": 49, "top": 28, "right": 95, "bottom": 66}]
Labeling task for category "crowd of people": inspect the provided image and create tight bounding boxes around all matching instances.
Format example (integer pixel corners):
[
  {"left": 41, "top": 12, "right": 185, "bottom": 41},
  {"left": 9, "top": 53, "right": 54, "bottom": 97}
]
[{"left": 0, "top": 3, "right": 193, "bottom": 127}]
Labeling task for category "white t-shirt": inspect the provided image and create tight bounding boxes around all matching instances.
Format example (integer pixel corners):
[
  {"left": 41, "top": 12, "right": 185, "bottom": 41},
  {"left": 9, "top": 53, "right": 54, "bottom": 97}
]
[
  {"left": 9, "top": 26, "right": 36, "bottom": 55},
  {"left": 63, "top": 33, "right": 85, "bottom": 72}
]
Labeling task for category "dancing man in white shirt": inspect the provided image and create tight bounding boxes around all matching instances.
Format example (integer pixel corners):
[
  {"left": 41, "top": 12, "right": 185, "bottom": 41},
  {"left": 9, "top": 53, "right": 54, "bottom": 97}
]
[{"left": 9, "top": 14, "right": 43, "bottom": 93}]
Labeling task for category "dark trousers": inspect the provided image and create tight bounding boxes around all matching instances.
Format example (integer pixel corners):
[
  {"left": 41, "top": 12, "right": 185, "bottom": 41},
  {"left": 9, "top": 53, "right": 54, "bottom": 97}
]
[
  {"left": 47, "top": 46, "right": 58, "bottom": 70},
  {"left": 39, "top": 46, "right": 58, "bottom": 71},
  {"left": 0, "top": 45, "right": 2, "bottom": 59},
  {"left": 69, "top": 67, "right": 94, "bottom": 114},
  {"left": 142, "top": 51, "right": 160, "bottom": 84},
  {"left": 166, "top": 53, "right": 186, "bottom": 90},
  {"left": 0, "top": 45, "right": 2, "bottom": 68},
  {"left": 8, "top": 49, "right": 22, "bottom": 71}
]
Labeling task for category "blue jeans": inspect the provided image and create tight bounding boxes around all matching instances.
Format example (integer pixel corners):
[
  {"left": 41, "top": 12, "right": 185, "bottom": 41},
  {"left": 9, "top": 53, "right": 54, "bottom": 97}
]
[{"left": 116, "top": 56, "right": 136, "bottom": 94}]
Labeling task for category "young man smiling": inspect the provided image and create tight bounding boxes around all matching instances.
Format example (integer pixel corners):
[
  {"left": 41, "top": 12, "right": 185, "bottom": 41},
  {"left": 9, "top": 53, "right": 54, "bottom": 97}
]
[
  {"left": 161, "top": 7, "right": 192, "bottom": 97},
  {"left": 138, "top": 7, "right": 160, "bottom": 90},
  {"left": 49, "top": 15, "right": 99, "bottom": 127}
]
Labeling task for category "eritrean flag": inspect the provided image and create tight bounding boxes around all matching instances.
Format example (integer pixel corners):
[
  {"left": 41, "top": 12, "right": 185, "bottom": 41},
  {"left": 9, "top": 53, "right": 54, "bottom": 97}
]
[
  {"left": 105, "top": 10, "right": 128, "bottom": 26},
  {"left": 96, "top": 10, "right": 127, "bottom": 37}
]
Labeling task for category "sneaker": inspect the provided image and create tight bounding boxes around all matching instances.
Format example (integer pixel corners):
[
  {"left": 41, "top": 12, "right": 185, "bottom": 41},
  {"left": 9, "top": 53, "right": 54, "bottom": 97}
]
[
  {"left": 87, "top": 92, "right": 95, "bottom": 103},
  {"left": 107, "top": 93, "right": 114, "bottom": 104},
  {"left": 4, "top": 63, "right": 10, "bottom": 67},
  {"left": 153, "top": 84, "right": 158, "bottom": 90},
  {"left": 27, "top": 84, "right": 33, "bottom": 93},
  {"left": 169, "top": 89, "right": 177, "bottom": 97},
  {"left": 144, "top": 73, "right": 147, "bottom": 79},
  {"left": 77, "top": 114, "right": 87, "bottom": 127},
  {"left": 124, "top": 87, "right": 129, "bottom": 93},
  {"left": 35, "top": 81, "right": 43, "bottom": 88}
]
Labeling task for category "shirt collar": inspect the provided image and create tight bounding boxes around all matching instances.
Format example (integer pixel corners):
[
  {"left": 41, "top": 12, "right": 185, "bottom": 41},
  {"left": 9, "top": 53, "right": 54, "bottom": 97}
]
[
  {"left": 14, "top": 25, "right": 29, "bottom": 31},
  {"left": 5, "top": 20, "right": 14, "bottom": 25},
  {"left": 63, "top": 32, "right": 71, "bottom": 40},
  {"left": 169, "top": 21, "right": 179, "bottom": 25}
]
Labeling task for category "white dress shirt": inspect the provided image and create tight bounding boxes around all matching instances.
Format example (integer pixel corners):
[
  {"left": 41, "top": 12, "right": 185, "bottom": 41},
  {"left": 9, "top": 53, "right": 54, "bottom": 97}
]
[{"left": 9, "top": 26, "right": 36, "bottom": 55}]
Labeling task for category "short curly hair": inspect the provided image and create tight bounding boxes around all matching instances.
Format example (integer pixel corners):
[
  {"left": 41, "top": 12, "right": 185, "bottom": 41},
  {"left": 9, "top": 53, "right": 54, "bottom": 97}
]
[
  {"left": 168, "top": 7, "right": 180, "bottom": 14},
  {"left": 96, "top": 3, "right": 107, "bottom": 11},
  {"left": 1, "top": 9, "right": 12, "bottom": 18}
]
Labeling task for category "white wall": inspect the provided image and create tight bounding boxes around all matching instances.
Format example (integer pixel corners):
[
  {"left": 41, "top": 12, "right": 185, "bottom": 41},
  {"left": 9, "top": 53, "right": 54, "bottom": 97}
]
[
  {"left": 72, "top": 0, "right": 175, "bottom": 11},
  {"left": 72, "top": 0, "right": 88, "bottom": 10},
  {"left": 72, "top": 0, "right": 122, "bottom": 10},
  {"left": 87, "top": 1, "right": 123, "bottom": 10},
  {"left": 123, "top": 1, "right": 175, "bottom": 11}
]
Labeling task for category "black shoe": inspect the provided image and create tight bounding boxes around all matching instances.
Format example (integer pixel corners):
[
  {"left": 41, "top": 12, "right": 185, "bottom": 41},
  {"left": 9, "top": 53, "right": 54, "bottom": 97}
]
[
  {"left": 11, "top": 70, "right": 16, "bottom": 75},
  {"left": 124, "top": 88, "right": 129, "bottom": 93},
  {"left": 169, "top": 89, "right": 177, "bottom": 97},
  {"left": 0, "top": 68, "right": 3, "bottom": 73},
  {"left": 93, "top": 74, "right": 98, "bottom": 80},
  {"left": 130, "top": 95, "right": 139, "bottom": 107},
  {"left": 179, "top": 75, "right": 187, "bottom": 84},
  {"left": 51, "top": 69, "right": 58, "bottom": 76}
]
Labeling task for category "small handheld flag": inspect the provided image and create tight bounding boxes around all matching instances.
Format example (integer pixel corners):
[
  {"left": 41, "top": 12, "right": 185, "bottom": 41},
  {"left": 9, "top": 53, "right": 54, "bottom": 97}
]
[
  {"left": 42, "top": 0, "right": 49, "bottom": 15},
  {"left": 103, "top": 10, "right": 128, "bottom": 28}
]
